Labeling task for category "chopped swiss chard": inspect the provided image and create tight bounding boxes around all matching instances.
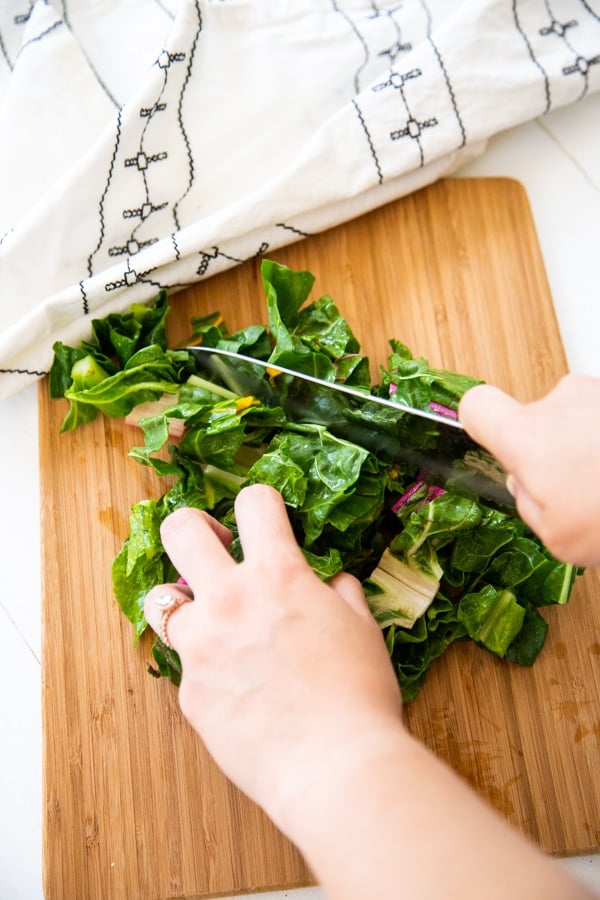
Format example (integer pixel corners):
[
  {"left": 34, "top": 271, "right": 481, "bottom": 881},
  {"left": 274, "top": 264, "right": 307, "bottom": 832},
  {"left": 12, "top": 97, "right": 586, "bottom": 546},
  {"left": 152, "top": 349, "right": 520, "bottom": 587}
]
[{"left": 49, "top": 259, "right": 580, "bottom": 700}]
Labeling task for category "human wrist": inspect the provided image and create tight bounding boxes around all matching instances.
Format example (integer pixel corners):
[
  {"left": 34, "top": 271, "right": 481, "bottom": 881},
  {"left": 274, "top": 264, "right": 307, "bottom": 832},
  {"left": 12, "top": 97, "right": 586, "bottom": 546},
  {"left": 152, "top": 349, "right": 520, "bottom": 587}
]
[
  {"left": 267, "top": 728, "right": 589, "bottom": 900},
  {"left": 265, "top": 716, "right": 411, "bottom": 855}
]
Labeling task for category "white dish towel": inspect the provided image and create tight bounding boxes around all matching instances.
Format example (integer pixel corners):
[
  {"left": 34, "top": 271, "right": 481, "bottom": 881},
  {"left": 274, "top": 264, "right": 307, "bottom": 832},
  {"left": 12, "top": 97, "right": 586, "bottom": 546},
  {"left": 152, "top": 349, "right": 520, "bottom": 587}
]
[{"left": 1, "top": 0, "right": 598, "bottom": 399}]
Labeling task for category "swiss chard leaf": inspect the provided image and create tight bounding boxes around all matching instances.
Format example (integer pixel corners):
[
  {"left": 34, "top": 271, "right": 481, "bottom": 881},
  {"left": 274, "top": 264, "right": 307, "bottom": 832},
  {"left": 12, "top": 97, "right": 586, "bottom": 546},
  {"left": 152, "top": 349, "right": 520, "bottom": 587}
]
[
  {"left": 334, "top": 353, "right": 371, "bottom": 388},
  {"left": 505, "top": 607, "right": 549, "bottom": 666},
  {"left": 450, "top": 518, "right": 519, "bottom": 573},
  {"left": 457, "top": 585, "right": 525, "bottom": 657},
  {"left": 62, "top": 344, "right": 181, "bottom": 429},
  {"left": 287, "top": 426, "right": 372, "bottom": 545},
  {"left": 293, "top": 294, "right": 361, "bottom": 359},
  {"left": 386, "top": 614, "right": 467, "bottom": 702},
  {"left": 112, "top": 500, "right": 178, "bottom": 642},
  {"left": 187, "top": 311, "right": 227, "bottom": 348},
  {"left": 89, "top": 292, "right": 170, "bottom": 365},
  {"left": 49, "top": 342, "right": 89, "bottom": 397},
  {"left": 245, "top": 451, "right": 308, "bottom": 507},
  {"left": 487, "top": 537, "right": 550, "bottom": 588},
  {"left": 218, "top": 324, "right": 272, "bottom": 358},
  {"left": 391, "top": 493, "right": 483, "bottom": 580},
  {"left": 148, "top": 639, "right": 183, "bottom": 686},
  {"left": 380, "top": 339, "right": 481, "bottom": 412},
  {"left": 262, "top": 258, "right": 315, "bottom": 334},
  {"left": 301, "top": 546, "right": 344, "bottom": 580}
]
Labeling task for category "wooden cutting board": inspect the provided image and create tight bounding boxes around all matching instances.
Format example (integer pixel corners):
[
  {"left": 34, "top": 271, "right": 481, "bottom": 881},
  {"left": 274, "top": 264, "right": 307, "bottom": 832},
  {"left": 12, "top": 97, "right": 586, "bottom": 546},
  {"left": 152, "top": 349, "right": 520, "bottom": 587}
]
[{"left": 40, "top": 178, "right": 600, "bottom": 900}]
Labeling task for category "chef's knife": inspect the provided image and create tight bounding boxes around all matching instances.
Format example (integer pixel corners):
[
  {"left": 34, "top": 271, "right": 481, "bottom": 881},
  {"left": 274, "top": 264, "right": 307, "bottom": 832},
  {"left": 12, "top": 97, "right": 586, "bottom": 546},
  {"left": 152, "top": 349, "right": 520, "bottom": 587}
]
[{"left": 186, "top": 345, "right": 514, "bottom": 510}]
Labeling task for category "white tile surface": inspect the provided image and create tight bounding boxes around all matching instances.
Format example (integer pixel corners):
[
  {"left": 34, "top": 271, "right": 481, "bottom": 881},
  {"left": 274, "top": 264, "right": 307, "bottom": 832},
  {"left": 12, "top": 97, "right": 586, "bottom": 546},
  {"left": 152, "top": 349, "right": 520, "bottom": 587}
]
[
  {"left": 0, "top": 599, "right": 43, "bottom": 900},
  {"left": 0, "top": 94, "right": 599, "bottom": 899},
  {"left": 0, "top": 384, "right": 43, "bottom": 899},
  {"left": 538, "top": 93, "right": 600, "bottom": 190},
  {"left": 0, "top": 384, "right": 41, "bottom": 658}
]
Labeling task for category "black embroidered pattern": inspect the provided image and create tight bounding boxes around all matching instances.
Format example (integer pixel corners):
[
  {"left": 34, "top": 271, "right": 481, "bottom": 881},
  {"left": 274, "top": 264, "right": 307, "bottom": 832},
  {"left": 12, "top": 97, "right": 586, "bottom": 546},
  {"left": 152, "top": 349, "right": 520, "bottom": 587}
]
[
  {"left": 172, "top": 0, "right": 203, "bottom": 231},
  {"left": 15, "top": 17, "right": 63, "bottom": 60},
  {"left": 196, "top": 241, "right": 270, "bottom": 278},
  {"left": 114, "top": 58, "right": 173, "bottom": 263},
  {"left": 373, "top": 66, "right": 437, "bottom": 167},
  {"left": 0, "top": 366, "right": 48, "bottom": 377},
  {"left": 95, "top": 2, "right": 202, "bottom": 294},
  {"left": 122, "top": 201, "right": 168, "bottom": 221},
  {"left": 276, "top": 222, "right": 312, "bottom": 238},
  {"left": 539, "top": 17, "right": 578, "bottom": 36},
  {"left": 418, "top": 0, "right": 433, "bottom": 34},
  {"left": 580, "top": 0, "right": 600, "bottom": 22},
  {"left": 102, "top": 50, "right": 185, "bottom": 289},
  {"left": 515, "top": 0, "right": 600, "bottom": 108},
  {"left": 513, "top": 0, "right": 552, "bottom": 113},
  {"left": 0, "top": 1, "right": 30, "bottom": 244},
  {"left": 369, "top": 3, "right": 411, "bottom": 66},
  {"left": 108, "top": 237, "right": 158, "bottom": 257},
  {"left": 344, "top": 2, "right": 467, "bottom": 176},
  {"left": 352, "top": 97, "right": 383, "bottom": 184},
  {"left": 543, "top": 0, "right": 600, "bottom": 99},
  {"left": 331, "top": 1, "right": 417, "bottom": 94},
  {"left": 562, "top": 51, "right": 600, "bottom": 85},
  {"left": 79, "top": 280, "right": 88, "bottom": 316},
  {"left": 140, "top": 103, "right": 167, "bottom": 117},
  {"left": 0, "top": 228, "right": 13, "bottom": 248},
  {"left": 87, "top": 106, "right": 123, "bottom": 278},
  {"left": 13, "top": 4, "right": 34, "bottom": 27},
  {"left": 330, "top": 0, "right": 370, "bottom": 94},
  {"left": 124, "top": 150, "right": 168, "bottom": 169},
  {"left": 428, "top": 35, "right": 466, "bottom": 148},
  {"left": 0, "top": 26, "right": 12, "bottom": 71},
  {"left": 104, "top": 258, "right": 138, "bottom": 292},
  {"left": 127, "top": 271, "right": 192, "bottom": 292}
]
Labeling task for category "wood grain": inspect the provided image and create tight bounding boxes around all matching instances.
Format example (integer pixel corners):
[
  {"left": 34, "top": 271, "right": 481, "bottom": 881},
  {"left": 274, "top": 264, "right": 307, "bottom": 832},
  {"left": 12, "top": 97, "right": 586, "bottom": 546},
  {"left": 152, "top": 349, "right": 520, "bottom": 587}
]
[{"left": 40, "top": 178, "right": 600, "bottom": 900}]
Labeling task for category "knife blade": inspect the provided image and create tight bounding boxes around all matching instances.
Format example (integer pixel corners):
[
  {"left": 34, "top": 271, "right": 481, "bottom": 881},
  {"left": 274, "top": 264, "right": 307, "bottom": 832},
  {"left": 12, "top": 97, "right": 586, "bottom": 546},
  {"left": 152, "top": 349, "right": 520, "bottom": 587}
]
[{"left": 186, "top": 345, "right": 514, "bottom": 510}]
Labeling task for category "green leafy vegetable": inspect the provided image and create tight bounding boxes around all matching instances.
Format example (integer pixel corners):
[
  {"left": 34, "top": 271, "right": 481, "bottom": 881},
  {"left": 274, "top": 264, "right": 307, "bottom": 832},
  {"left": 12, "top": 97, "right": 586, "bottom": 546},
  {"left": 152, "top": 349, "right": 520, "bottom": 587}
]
[
  {"left": 50, "top": 259, "right": 581, "bottom": 700},
  {"left": 457, "top": 585, "right": 525, "bottom": 657},
  {"left": 366, "top": 548, "right": 440, "bottom": 629}
]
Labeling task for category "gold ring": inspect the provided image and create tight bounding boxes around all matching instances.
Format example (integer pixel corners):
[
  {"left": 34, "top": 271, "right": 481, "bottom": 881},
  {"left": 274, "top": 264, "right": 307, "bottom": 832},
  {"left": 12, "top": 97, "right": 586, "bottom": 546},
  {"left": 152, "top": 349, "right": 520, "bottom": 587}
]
[{"left": 155, "top": 592, "right": 192, "bottom": 649}]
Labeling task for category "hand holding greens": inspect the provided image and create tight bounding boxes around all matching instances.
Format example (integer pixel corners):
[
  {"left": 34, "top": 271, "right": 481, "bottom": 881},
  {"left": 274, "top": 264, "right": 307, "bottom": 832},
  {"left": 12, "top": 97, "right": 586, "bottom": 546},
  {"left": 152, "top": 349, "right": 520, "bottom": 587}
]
[{"left": 50, "top": 260, "right": 580, "bottom": 700}]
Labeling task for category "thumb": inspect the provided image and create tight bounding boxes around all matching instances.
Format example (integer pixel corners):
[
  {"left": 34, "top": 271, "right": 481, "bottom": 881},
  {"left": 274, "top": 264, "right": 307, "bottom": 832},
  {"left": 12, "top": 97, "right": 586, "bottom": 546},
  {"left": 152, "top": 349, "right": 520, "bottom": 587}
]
[
  {"left": 330, "top": 571, "right": 375, "bottom": 624},
  {"left": 458, "top": 384, "right": 524, "bottom": 469},
  {"left": 504, "top": 473, "right": 545, "bottom": 537}
]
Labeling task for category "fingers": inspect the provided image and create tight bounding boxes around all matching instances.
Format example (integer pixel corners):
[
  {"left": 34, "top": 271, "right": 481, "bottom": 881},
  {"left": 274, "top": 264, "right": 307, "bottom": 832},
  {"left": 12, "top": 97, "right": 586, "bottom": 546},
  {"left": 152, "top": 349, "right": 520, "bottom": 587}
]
[
  {"left": 144, "top": 582, "right": 196, "bottom": 650},
  {"left": 160, "top": 506, "right": 235, "bottom": 587},
  {"left": 330, "top": 571, "right": 375, "bottom": 624},
  {"left": 505, "top": 474, "right": 544, "bottom": 537},
  {"left": 234, "top": 483, "right": 306, "bottom": 567},
  {"left": 144, "top": 486, "right": 305, "bottom": 651},
  {"left": 458, "top": 385, "right": 523, "bottom": 459},
  {"left": 145, "top": 486, "right": 370, "bottom": 656},
  {"left": 144, "top": 508, "right": 236, "bottom": 649}
]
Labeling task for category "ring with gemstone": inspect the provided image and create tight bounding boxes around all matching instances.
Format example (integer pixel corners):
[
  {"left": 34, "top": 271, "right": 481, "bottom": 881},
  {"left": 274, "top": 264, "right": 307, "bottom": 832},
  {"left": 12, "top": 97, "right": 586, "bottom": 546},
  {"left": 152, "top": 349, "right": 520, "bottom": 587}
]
[{"left": 155, "top": 592, "right": 193, "bottom": 649}]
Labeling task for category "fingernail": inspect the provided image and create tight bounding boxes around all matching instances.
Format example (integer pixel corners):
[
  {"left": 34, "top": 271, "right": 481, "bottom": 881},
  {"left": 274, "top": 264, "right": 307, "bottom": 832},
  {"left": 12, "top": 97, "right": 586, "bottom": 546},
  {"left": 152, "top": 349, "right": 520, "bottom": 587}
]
[{"left": 506, "top": 474, "right": 517, "bottom": 497}]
